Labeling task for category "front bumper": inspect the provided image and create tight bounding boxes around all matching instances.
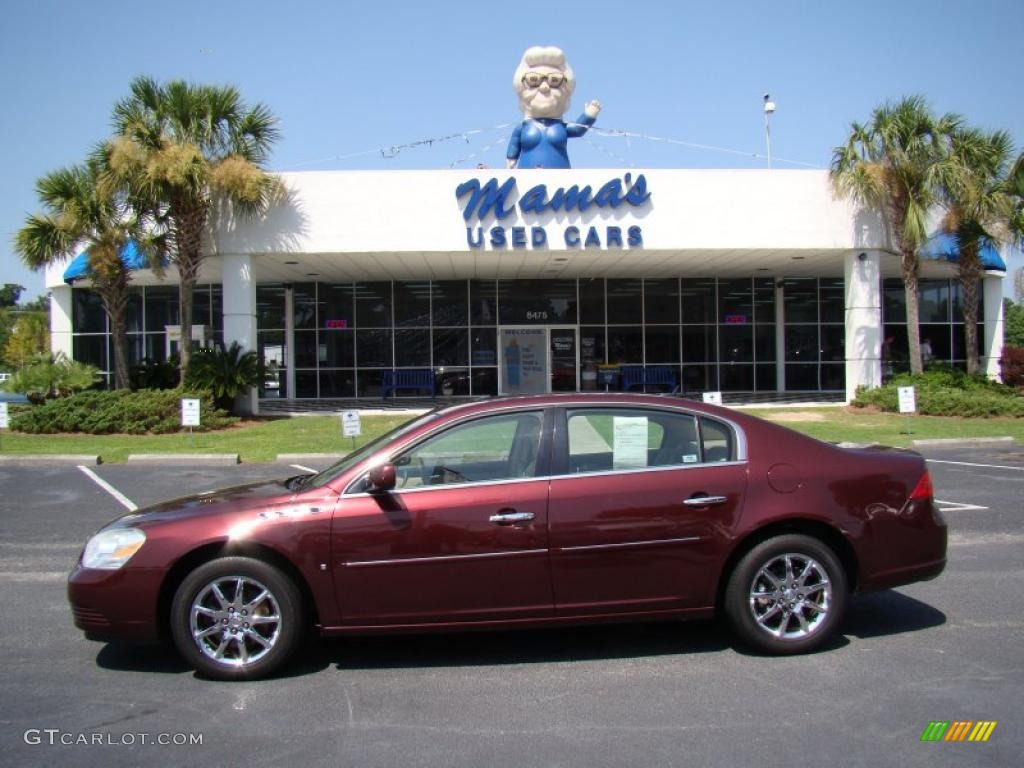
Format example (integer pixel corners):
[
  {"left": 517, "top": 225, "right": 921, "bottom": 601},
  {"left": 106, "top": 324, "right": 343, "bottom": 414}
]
[{"left": 67, "top": 564, "right": 163, "bottom": 643}]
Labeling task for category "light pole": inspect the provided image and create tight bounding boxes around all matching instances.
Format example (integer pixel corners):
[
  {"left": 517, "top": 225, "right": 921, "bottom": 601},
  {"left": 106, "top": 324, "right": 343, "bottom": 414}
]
[{"left": 763, "top": 93, "right": 776, "bottom": 169}]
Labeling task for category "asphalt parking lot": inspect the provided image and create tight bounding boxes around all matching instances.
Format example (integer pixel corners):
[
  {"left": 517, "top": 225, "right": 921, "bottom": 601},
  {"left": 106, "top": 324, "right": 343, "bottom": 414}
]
[{"left": 0, "top": 444, "right": 1021, "bottom": 768}]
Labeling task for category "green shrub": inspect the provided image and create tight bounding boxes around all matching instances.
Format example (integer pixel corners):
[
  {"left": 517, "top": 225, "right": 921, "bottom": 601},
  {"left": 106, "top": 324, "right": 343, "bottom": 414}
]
[
  {"left": 10, "top": 388, "right": 237, "bottom": 434},
  {"left": 186, "top": 342, "right": 261, "bottom": 413},
  {"left": 853, "top": 364, "right": 1024, "bottom": 417},
  {"left": 4, "top": 352, "right": 100, "bottom": 403}
]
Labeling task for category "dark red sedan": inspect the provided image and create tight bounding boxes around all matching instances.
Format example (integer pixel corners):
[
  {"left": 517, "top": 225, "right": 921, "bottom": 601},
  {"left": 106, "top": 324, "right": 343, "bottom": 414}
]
[{"left": 68, "top": 394, "right": 946, "bottom": 680}]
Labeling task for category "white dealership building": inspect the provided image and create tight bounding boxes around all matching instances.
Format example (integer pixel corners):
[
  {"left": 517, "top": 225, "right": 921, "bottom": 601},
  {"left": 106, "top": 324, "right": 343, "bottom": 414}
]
[{"left": 45, "top": 167, "right": 1007, "bottom": 410}]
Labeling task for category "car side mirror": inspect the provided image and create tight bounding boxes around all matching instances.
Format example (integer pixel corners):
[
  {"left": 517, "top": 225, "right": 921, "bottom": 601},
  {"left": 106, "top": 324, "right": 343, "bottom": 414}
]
[{"left": 367, "top": 463, "right": 396, "bottom": 493}]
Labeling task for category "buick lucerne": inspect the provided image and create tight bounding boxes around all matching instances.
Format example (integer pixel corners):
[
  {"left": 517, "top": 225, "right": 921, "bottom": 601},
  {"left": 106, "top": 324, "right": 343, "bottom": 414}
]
[{"left": 68, "top": 394, "right": 947, "bottom": 680}]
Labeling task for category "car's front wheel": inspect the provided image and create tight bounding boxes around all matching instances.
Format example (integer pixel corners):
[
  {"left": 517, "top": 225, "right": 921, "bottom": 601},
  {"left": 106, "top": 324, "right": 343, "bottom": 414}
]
[
  {"left": 170, "top": 557, "right": 303, "bottom": 680},
  {"left": 724, "top": 534, "right": 847, "bottom": 654}
]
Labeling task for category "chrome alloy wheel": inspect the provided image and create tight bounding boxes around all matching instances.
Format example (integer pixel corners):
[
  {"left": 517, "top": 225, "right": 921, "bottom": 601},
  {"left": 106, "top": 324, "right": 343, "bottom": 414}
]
[
  {"left": 189, "top": 576, "right": 281, "bottom": 667},
  {"left": 748, "top": 553, "right": 832, "bottom": 640}
]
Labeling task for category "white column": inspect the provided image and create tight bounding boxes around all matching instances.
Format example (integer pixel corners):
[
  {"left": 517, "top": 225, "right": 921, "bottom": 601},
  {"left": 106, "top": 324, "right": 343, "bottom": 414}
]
[
  {"left": 774, "top": 280, "right": 785, "bottom": 391},
  {"left": 844, "top": 250, "right": 882, "bottom": 402},
  {"left": 284, "top": 285, "right": 296, "bottom": 399},
  {"left": 221, "top": 253, "right": 258, "bottom": 415},
  {"left": 49, "top": 286, "right": 73, "bottom": 358},
  {"left": 981, "top": 274, "right": 1005, "bottom": 381}
]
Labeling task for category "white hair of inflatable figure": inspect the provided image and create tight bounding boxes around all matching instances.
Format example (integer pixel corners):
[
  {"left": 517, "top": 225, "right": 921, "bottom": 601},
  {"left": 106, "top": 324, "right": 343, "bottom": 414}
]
[{"left": 513, "top": 46, "right": 576, "bottom": 118}]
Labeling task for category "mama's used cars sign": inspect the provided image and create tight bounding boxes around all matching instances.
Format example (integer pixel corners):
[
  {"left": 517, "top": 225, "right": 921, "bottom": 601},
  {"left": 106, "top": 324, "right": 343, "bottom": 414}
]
[{"left": 455, "top": 173, "right": 650, "bottom": 250}]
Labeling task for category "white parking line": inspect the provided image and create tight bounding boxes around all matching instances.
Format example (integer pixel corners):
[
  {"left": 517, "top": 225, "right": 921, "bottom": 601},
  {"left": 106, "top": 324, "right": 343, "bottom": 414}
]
[
  {"left": 290, "top": 464, "right": 318, "bottom": 474},
  {"left": 926, "top": 459, "right": 1024, "bottom": 471},
  {"left": 77, "top": 466, "right": 138, "bottom": 512},
  {"left": 935, "top": 499, "right": 989, "bottom": 512}
]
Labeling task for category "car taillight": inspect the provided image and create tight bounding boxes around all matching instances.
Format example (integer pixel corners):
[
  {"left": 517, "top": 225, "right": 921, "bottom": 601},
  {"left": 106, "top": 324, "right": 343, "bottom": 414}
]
[{"left": 909, "top": 471, "right": 934, "bottom": 502}]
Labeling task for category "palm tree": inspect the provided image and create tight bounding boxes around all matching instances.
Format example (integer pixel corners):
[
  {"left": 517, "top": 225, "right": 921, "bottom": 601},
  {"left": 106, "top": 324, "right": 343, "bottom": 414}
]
[
  {"left": 831, "top": 96, "right": 961, "bottom": 374},
  {"left": 104, "top": 76, "right": 280, "bottom": 384},
  {"left": 940, "top": 128, "right": 1016, "bottom": 374},
  {"left": 14, "top": 158, "right": 162, "bottom": 389}
]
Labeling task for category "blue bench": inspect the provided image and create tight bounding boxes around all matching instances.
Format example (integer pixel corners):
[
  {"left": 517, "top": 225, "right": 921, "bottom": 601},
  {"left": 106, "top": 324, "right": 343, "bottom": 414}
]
[
  {"left": 382, "top": 369, "right": 435, "bottom": 398},
  {"left": 618, "top": 365, "right": 678, "bottom": 393}
]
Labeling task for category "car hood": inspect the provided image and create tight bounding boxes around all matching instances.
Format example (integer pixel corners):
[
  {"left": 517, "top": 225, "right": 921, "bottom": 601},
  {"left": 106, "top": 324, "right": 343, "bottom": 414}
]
[{"left": 110, "top": 478, "right": 298, "bottom": 528}]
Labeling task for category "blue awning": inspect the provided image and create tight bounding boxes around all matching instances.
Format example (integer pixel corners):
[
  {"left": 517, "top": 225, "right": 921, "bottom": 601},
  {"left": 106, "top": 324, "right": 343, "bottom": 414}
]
[
  {"left": 922, "top": 232, "right": 1006, "bottom": 272},
  {"left": 63, "top": 240, "right": 150, "bottom": 284}
]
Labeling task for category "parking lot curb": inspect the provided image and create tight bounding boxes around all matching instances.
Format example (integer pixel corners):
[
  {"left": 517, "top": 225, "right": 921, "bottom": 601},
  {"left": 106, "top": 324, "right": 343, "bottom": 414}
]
[
  {"left": 0, "top": 454, "right": 101, "bottom": 465},
  {"left": 912, "top": 436, "right": 1015, "bottom": 447},
  {"left": 126, "top": 453, "right": 240, "bottom": 465},
  {"left": 277, "top": 453, "right": 345, "bottom": 462}
]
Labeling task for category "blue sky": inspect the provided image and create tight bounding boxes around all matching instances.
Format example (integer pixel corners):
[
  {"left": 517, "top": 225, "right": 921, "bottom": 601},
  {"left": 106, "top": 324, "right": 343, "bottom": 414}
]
[{"left": 2, "top": 0, "right": 1022, "bottom": 299}]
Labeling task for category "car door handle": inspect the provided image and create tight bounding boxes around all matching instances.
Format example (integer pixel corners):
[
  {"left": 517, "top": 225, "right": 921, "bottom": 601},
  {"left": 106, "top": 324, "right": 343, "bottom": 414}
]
[
  {"left": 682, "top": 495, "right": 728, "bottom": 507},
  {"left": 489, "top": 510, "right": 535, "bottom": 524}
]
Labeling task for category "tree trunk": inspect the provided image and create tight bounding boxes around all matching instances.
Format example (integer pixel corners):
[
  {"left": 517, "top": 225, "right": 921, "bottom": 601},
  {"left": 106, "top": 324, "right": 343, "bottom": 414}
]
[
  {"left": 902, "top": 248, "right": 923, "bottom": 375},
  {"left": 960, "top": 241, "right": 982, "bottom": 375},
  {"left": 172, "top": 201, "right": 209, "bottom": 386},
  {"left": 97, "top": 277, "right": 131, "bottom": 390}
]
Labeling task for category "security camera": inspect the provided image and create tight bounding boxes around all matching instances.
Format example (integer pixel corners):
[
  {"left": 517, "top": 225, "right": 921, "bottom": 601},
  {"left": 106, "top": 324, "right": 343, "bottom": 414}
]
[{"left": 763, "top": 93, "right": 776, "bottom": 114}]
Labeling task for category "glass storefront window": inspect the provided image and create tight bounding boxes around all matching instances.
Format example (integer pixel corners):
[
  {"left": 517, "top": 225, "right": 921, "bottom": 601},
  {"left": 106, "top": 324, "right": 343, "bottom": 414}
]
[
  {"left": 607, "top": 327, "right": 643, "bottom": 364},
  {"left": 681, "top": 279, "right": 716, "bottom": 324},
  {"left": 644, "top": 326, "right": 680, "bottom": 363},
  {"left": 293, "top": 283, "right": 317, "bottom": 329},
  {"left": 819, "top": 278, "right": 845, "bottom": 323},
  {"left": 719, "top": 325, "right": 753, "bottom": 363},
  {"left": 394, "top": 282, "right": 431, "bottom": 327},
  {"left": 470, "top": 280, "right": 497, "bottom": 325},
  {"left": 294, "top": 330, "right": 318, "bottom": 368},
  {"left": 682, "top": 325, "right": 716, "bottom": 363},
  {"left": 319, "top": 369, "right": 355, "bottom": 397},
  {"left": 644, "top": 279, "right": 679, "bottom": 324},
  {"left": 471, "top": 328, "right": 497, "bottom": 366},
  {"left": 579, "top": 278, "right": 605, "bottom": 324},
  {"left": 431, "top": 281, "right": 468, "bottom": 327},
  {"left": 498, "top": 279, "right": 577, "bottom": 324},
  {"left": 320, "top": 329, "right": 354, "bottom": 367},
  {"left": 718, "top": 279, "right": 754, "bottom": 323},
  {"left": 356, "top": 329, "right": 392, "bottom": 367},
  {"left": 356, "top": 282, "right": 392, "bottom": 328},
  {"left": 256, "top": 285, "right": 286, "bottom": 330},
  {"left": 753, "top": 278, "right": 775, "bottom": 323},
  {"left": 783, "top": 278, "right": 817, "bottom": 323},
  {"left": 433, "top": 328, "right": 468, "bottom": 367},
  {"left": 395, "top": 329, "right": 431, "bottom": 367},
  {"left": 320, "top": 284, "right": 354, "bottom": 329},
  {"left": 73, "top": 289, "right": 107, "bottom": 333},
  {"left": 606, "top": 279, "right": 642, "bottom": 324},
  {"left": 73, "top": 335, "right": 107, "bottom": 370}
]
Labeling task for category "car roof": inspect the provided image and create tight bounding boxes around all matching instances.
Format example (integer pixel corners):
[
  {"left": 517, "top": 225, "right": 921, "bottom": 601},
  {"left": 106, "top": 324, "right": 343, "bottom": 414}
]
[{"left": 434, "top": 393, "right": 733, "bottom": 419}]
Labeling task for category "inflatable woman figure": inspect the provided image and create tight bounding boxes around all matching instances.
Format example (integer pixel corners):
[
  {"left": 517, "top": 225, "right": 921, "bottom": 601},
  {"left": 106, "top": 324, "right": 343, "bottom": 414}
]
[{"left": 506, "top": 46, "right": 601, "bottom": 169}]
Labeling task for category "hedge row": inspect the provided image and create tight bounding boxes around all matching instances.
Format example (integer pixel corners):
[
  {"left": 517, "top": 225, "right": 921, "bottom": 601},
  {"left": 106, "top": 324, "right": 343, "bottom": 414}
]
[
  {"left": 852, "top": 366, "right": 1024, "bottom": 417},
  {"left": 10, "top": 388, "right": 237, "bottom": 434}
]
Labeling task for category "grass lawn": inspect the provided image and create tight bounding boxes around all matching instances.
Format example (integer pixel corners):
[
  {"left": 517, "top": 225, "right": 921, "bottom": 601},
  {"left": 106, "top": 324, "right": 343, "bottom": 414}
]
[{"left": 0, "top": 406, "right": 1019, "bottom": 463}]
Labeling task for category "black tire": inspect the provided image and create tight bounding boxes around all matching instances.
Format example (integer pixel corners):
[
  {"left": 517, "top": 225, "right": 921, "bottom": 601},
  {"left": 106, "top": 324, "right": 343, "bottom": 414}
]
[
  {"left": 170, "top": 556, "right": 303, "bottom": 680},
  {"left": 724, "top": 534, "right": 847, "bottom": 654}
]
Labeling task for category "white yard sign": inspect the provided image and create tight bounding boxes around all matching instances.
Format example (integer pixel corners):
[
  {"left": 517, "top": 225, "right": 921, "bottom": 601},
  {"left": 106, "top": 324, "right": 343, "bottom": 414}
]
[
  {"left": 181, "top": 398, "right": 201, "bottom": 427},
  {"left": 702, "top": 391, "right": 723, "bottom": 405},
  {"left": 341, "top": 410, "right": 362, "bottom": 437},
  {"left": 897, "top": 386, "right": 916, "bottom": 414},
  {"left": 0, "top": 402, "right": 8, "bottom": 430}
]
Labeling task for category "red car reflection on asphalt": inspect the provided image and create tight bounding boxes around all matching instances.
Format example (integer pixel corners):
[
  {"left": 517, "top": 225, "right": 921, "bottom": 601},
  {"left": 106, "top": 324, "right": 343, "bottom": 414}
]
[{"left": 68, "top": 394, "right": 946, "bottom": 680}]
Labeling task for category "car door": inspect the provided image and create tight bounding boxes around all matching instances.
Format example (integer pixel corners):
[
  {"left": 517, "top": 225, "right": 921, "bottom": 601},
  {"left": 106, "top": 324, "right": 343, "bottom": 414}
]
[
  {"left": 548, "top": 406, "right": 747, "bottom": 615},
  {"left": 331, "top": 409, "right": 554, "bottom": 625}
]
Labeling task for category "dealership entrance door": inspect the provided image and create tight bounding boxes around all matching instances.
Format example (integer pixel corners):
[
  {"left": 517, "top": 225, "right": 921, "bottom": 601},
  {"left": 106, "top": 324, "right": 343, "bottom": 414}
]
[{"left": 499, "top": 327, "right": 578, "bottom": 395}]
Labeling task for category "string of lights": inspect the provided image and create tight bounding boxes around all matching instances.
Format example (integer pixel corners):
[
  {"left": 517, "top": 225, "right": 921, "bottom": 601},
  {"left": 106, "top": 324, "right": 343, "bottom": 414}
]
[{"left": 282, "top": 122, "right": 823, "bottom": 171}]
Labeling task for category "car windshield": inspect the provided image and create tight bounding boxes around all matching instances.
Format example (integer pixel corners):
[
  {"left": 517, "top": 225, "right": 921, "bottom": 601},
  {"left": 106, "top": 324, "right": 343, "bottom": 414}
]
[{"left": 298, "top": 409, "right": 442, "bottom": 490}]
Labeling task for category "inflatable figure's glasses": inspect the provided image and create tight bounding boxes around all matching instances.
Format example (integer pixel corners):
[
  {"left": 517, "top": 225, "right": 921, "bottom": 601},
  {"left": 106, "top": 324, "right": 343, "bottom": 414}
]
[{"left": 521, "top": 72, "right": 566, "bottom": 89}]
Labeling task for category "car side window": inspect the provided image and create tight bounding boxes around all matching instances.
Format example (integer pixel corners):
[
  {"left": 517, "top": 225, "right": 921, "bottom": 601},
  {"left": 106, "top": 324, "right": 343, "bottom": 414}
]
[
  {"left": 699, "top": 417, "right": 734, "bottom": 462},
  {"left": 392, "top": 411, "right": 544, "bottom": 489},
  {"left": 566, "top": 409, "right": 700, "bottom": 472}
]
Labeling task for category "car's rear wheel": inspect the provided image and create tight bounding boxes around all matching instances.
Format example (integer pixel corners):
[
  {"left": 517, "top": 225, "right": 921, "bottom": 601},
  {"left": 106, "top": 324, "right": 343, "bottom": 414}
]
[
  {"left": 724, "top": 534, "right": 847, "bottom": 654},
  {"left": 170, "top": 557, "right": 303, "bottom": 680}
]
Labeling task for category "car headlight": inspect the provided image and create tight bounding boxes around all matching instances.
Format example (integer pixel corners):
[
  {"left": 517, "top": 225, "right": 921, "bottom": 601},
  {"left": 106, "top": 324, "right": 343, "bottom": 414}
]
[{"left": 82, "top": 527, "right": 147, "bottom": 570}]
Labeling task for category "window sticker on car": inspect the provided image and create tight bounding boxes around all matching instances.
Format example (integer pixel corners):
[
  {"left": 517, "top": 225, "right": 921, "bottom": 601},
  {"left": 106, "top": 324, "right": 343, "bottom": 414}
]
[
  {"left": 612, "top": 416, "right": 648, "bottom": 469},
  {"left": 682, "top": 454, "right": 698, "bottom": 463}
]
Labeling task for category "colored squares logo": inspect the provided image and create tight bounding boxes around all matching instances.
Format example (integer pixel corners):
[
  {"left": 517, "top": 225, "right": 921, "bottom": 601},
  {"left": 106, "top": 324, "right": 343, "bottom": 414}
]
[{"left": 920, "top": 721, "right": 997, "bottom": 742}]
